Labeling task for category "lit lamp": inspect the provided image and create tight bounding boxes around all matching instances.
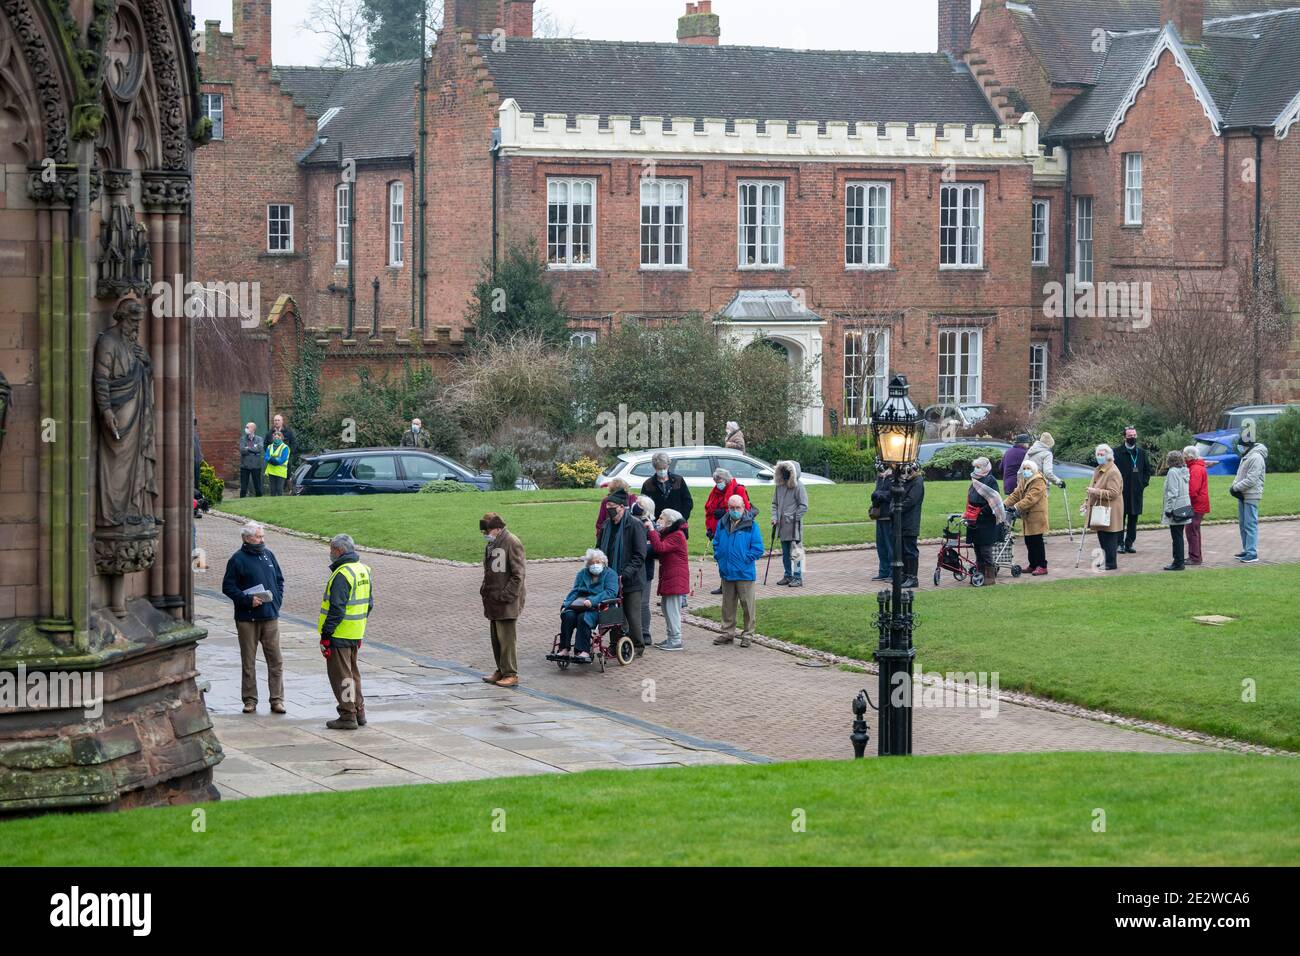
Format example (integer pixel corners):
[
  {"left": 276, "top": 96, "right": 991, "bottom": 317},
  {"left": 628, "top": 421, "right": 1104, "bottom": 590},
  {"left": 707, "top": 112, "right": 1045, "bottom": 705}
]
[{"left": 860, "top": 374, "right": 924, "bottom": 757}]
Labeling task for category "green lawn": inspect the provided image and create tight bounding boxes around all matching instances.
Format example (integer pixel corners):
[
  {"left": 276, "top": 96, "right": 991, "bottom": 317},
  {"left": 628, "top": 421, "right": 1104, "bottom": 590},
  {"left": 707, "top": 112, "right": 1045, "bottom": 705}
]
[
  {"left": 3, "top": 754, "right": 1297, "bottom": 866},
  {"left": 698, "top": 564, "right": 1300, "bottom": 751},
  {"left": 220, "top": 474, "right": 1300, "bottom": 563}
]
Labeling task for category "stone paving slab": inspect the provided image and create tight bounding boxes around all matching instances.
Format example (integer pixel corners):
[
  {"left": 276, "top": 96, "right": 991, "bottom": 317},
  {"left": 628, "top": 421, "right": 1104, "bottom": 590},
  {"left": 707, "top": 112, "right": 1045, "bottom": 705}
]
[{"left": 193, "top": 515, "right": 1254, "bottom": 777}]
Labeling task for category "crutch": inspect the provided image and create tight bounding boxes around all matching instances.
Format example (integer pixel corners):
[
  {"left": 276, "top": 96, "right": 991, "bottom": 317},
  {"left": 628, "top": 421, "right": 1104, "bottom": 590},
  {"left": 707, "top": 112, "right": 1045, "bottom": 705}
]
[
  {"left": 1061, "top": 483, "right": 1075, "bottom": 543},
  {"left": 1074, "top": 516, "right": 1089, "bottom": 568}
]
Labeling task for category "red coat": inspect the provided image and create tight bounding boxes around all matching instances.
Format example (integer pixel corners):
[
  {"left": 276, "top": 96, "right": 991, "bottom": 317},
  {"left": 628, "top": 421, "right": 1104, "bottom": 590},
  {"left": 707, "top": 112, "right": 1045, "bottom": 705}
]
[
  {"left": 1188, "top": 458, "right": 1211, "bottom": 515},
  {"left": 647, "top": 524, "right": 690, "bottom": 596},
  {"left": 704, "top": 480, "right": 751, "bottom": 537}
]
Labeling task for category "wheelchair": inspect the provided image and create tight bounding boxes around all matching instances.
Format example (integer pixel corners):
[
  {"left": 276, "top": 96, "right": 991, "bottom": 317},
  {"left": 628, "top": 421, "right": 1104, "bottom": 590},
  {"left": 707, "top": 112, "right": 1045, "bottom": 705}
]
[{"left": 546, "top": 585, "right": 636, "bottom": 672}]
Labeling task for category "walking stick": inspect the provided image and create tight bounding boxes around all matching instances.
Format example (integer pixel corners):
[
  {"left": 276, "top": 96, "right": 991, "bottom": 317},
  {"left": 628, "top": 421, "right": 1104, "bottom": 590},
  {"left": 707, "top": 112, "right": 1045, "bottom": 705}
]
[
  {"left": 763, "top": 523, "right": 777, "bottom": 585},
  {"left": 1062, "top": 483, "right": 1075, "bottom": 543},
  {"left": 1075, "top": 517, "right": 1088, "bottom": 568}
]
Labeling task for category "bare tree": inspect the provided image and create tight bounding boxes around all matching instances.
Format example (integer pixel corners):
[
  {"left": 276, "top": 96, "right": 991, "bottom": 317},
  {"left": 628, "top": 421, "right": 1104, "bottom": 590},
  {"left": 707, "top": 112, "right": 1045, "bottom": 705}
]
[
  {"left": 534, "top": 2, "right": 579, "bottom": 38},
  {"left": 304, "top": 0, "right": 369, "bottom": 67}
]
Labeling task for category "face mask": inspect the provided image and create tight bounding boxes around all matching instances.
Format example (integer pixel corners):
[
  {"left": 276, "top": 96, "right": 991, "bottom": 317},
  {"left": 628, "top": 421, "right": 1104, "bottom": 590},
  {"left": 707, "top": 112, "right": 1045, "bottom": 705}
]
[
  {"left": 589, "top": 563, "right": 604, "bottom": 575},
  {"left": 1125, "top": 438, "right": 1137, "bottom": 447},
  {"left": 483, "top": 532, "right": 494, "bottom": 542},
  {"left": 729, "top": 509, "right": 743, "bottom": 520},
  {"left": 1021, "top": 470, "right": 1033, "bottom": 479},
  {"left": 656, "top": 469, "right": 668, "bottom": 479},
  {"left": 716, "top": 481, "right": 727, "bottom": 491}
]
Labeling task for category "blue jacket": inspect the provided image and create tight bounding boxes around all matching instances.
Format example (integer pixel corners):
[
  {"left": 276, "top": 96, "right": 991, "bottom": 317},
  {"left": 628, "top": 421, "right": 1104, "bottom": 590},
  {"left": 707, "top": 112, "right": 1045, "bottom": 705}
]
[
  {"left": 712, "top": 508, "right": 766, "bottom": 582},
  {"left": 221, "top": 543, "right": 284, "bottom": 622},
  {"left": 562, "top": 567, "right": 620, "bottom": 629}
]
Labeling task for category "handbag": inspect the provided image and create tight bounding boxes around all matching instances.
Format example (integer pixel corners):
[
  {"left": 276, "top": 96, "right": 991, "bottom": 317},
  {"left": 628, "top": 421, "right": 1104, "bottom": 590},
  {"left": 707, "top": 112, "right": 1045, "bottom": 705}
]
[
  {"left": 1089, "top": 504, "right": 1112, "bottom": 528},
  {"left": 962, "top": 502, "right": 982, "bottom": 522},
  {"left": 1169, "top": 504, "right": 1195, "bottom": 522}
]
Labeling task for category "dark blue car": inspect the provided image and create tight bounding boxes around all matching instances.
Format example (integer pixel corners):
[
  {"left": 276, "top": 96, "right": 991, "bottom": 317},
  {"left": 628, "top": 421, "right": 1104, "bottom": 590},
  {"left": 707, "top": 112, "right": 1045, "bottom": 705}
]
[
  {"left": 1193, "top": 430, "right": 1242, "bottom": 476},
  {"left": 290, "top": 448, "right": 537, "bottom": 495}
]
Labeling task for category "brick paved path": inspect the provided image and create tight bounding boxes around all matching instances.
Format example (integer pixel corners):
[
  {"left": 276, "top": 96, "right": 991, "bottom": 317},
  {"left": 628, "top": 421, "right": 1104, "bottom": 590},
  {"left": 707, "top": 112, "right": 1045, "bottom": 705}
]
[{"left": 193, "top": 512, "right": 1287, "bottom": 763}]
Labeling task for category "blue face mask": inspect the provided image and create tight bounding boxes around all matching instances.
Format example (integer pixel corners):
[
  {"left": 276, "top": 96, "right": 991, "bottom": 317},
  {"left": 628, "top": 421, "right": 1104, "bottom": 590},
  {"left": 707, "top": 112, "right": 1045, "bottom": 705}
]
[
  {"left": 716, "top": 481, "right": 727, "bottom": 491},
  {"left": 729, "top": 509, "right": 743, "bottom": 520}
]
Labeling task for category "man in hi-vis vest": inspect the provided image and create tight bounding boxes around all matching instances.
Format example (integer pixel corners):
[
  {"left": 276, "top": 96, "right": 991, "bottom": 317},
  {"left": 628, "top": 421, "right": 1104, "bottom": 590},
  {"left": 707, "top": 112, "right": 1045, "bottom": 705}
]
[{"left": 319, "top": 534, "right": 373, "bottom": 730}]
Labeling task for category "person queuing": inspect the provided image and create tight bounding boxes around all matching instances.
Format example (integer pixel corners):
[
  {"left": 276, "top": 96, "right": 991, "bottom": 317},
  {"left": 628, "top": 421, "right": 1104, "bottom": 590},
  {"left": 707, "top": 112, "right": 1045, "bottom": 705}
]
[
  {"left": 1025, "top": 432, "right": 1066, "bottom": 491},
  {"left": 1084, "top": 443, "right": 1125, "bottom": 570},
  {"left": 319, "top": 534, "right": 373, "bottom": 730},
  {"left": 479, "top": 513, "right": 526, "bottom": 687},
  {"left": 1002, "top": 434, "right": 1032, "bottom": 495},
  {"left": 965, "top": 456, "right": 1006, "bottom": 585},
  {"left": 724, "top": 420, "right": 746, "bottom": 453},
  {"left": 1114, "top": 426, "right": 1153, "bottom": 554},
  {"left": 898, "top": 464, "right": 925, "bottom": 588},
  {"left": 633, "top": 495, "right": 658, "bottom": 647},
  {"left": 595, "top": 478, "right": 631, "bottom": 543},
  {"left": 640, "top": 453, "right": 695, "bottom": 536},
  {"left": 221, "top": 521, "right": 285, "bottom": 715},
  {"left": 1183, "top": 445, "right": 1210, "bottom": 565},
  {"left": 704, "top": 467, "right": 751, "bottom": 595},
  {"left": 238, "top": 422, "right": 264, "bottom": 498},
  {"left": 557, "top": 549, "right": 619, "bottom": 663},
  {"left": 1004, "top": 458, "right": 1050, "bottom": 576},
  {"left": 1230, "top": 437, "right": 1268, "bottom": 564},
  {"left": 264, "top": 429, "right": 291, "bottom": 496},
  {"left": 647, "top": 508, "right": 690, "bottom": 651},
  {"left": 272, "top": 414, "right": 296, "bottom": 465},
  {"left": 1160, "top": 451, "right": 1193, "bottom": 571},
  {"left": 771, "top": 460, "right": 809, "bottom": 588},
  {"left": 870, "top": 464, "right": 894, "bottom": 583},
  {"left": 400, "top": 417, "right": 434, "bottom": 449},
  {"left": 712, "top": 495, "right": 765, "bottom": 648},
  {"left": 597, "top": 490, "right": 648, "bottom": 655}
]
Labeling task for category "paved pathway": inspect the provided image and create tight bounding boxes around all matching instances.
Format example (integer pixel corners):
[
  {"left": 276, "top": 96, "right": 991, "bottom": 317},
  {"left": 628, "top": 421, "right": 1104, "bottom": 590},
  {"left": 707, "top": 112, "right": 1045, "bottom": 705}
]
[{"left": 191, "top": 511, "right": 1284, "bottom": 772}]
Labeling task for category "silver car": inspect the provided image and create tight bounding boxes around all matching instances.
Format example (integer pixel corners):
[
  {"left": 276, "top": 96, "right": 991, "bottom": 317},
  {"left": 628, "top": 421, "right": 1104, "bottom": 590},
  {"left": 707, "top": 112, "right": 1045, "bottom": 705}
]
[{"left": 597, "top": 446, "right": 836, "bottom": 489}]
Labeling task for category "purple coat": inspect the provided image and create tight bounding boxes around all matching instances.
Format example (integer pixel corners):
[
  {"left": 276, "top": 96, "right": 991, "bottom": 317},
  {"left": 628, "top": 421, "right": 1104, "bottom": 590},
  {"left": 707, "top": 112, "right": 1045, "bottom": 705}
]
[{"left": 1002, "top": 445, "right": 1028, "bottom": 495}]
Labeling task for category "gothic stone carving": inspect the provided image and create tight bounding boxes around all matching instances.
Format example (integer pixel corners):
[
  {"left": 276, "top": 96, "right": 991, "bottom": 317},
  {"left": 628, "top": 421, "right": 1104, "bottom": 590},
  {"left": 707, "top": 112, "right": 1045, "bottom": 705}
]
[
  {"left": 96, "top": 202, "right": 152, "bottom": 299},
  {"left": 140, "top": 170, "right": 192, "bottom": 209},
  {"left": 0, "top": 0, "right": 70, "bottom": 162},
  {"left": 27, "top": 164, "right": 102, "bottom": 205},
  {"left": 136, "top": 0, "right": 189, "bottom": 170}
]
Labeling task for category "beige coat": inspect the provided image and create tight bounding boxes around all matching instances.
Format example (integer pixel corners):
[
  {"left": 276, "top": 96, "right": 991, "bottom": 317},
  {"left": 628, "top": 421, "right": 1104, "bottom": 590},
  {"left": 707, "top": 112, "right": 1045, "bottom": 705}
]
[
  {"left": 1004, "top": 473, "right": 1050, "bottom": 537},
  {"left": 1085, "top": 462, "right": 1125, "bottom": 532},
  {"left": 480, "top": 529, "right": 526, "bottom": 620}
]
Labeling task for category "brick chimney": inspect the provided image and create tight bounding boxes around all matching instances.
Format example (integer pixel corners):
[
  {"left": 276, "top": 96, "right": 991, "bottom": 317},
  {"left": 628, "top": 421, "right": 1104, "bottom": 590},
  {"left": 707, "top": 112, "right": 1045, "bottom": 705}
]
[
  {"left": 678, "top": 1, "right": 721, "bottom": 46},
  {"left": 451, "top": 0, "right": 503, "bottom": 35},
  {"left": 937, "top": 0, "right": 972, "bottom": 55},
  {"left": 232, "top": 0, "right": 272, "bottom": 64},
  {"left": 1161, "top": 0, "right": 1204, "bottom": 43},
  {"left": 504, "top": 0, "right": 535, "bottom": 38}
]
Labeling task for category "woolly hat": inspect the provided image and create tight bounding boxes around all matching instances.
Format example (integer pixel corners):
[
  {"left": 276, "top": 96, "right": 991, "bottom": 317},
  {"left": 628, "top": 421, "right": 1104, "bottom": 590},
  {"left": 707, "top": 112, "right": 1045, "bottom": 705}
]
[{"left": 1038, "top": 432, "right": 1055, "bottom": 449}]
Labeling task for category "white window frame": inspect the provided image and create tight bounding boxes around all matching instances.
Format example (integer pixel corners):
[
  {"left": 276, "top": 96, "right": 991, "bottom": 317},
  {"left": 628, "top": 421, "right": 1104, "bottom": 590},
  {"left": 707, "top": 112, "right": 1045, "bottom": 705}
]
[
  {"left": 266, "top": 204, "right": 293, "bottom": 254},
  {"left": 843, "top": 328, "right": 890, "bottom": 425},
  {"left": 1031, "top": 199, "right": 1050, "bottom": 267},
  {"left": 388, "top": 181, "right": 405, "bottom": 267},
  {"left": 547, "top": 177, "right": 597, "bottom": 270},
  {"left": 845, "top": 182, "right": 891, "bottom": 269},
  {"left": 640, "top": 179, "right": 689, "bottom": 270},
  {"left": 938, "top": 328, "right": 983, "bottom": 405},
  {"left": 202, "top": 93, "right": 224, "bottom": 140},
  {"left": 1075, "top": 196, "right": 1094, "bottom": 286},
  {"left": 335, "top": 184, "right": 351, "bottom": 266},
  {"left": 570, "top": 331, "right": 597, "bottom": 347},
  {"left": 1124, "top": 153, "right": 1143, "bottom": 226},
  {"left": 1030, "top": 342, "right": 1048, "bottom": 411},
  {"left": 737, "top": 180, "right": 785, "bottom": 269},
  {"left": 940, "top": 183, "right": 985, "bottom": 269}
]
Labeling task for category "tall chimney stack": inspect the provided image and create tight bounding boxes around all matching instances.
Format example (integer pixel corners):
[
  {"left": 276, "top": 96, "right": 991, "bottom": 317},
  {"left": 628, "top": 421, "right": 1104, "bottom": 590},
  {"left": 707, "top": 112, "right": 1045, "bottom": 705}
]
[
  {"left": 1161, "top": 0, "right": 1204, "bottom": 43},
  {"left": 232, "top": 0, "right": 273, "bottom": 64},
  {"left": 504, "top": 0, "right": 536, "bottom": 39},
  {"left": 451, "top": 0, "right": 503, "bottom": 35},
  {"left": 937, "top": 0, "right": 973, "bottom": 56},
  {"left": 678, "top": 1, "right": 721, "bottom": 47}
]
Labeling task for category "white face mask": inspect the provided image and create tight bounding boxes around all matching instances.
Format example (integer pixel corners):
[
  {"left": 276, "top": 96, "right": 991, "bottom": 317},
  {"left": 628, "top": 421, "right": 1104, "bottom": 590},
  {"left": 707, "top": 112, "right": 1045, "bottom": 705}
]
[
  {"left": 656, "top": 469, "right": 668, "bottom": 479},
  {"left": 589, "top": 563, "right": 604, "bottom": 575}
]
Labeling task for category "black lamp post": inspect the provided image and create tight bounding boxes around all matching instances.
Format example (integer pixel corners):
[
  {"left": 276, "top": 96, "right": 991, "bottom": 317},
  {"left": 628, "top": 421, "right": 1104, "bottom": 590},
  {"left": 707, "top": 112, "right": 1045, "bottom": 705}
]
[{"left": 866, "top": 374, "right": 925, "bottom": 757}]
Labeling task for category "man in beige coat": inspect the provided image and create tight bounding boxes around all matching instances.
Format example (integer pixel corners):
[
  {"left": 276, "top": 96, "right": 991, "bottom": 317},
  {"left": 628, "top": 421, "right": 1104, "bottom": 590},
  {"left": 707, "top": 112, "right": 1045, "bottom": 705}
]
[
  {"left": 1084, "top": 444, "right": 1125, "bottom": 570},
  {"left": 480, "top": 513, "right": 526, "bottom": 687}
]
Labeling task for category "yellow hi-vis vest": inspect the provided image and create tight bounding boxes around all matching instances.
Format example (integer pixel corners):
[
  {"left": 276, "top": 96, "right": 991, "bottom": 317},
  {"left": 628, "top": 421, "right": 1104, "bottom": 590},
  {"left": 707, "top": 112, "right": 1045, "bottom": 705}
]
[
  {"left": 318, "top": 562, "right": 372, "bottom": 640},
  {"left": 265, "top": 440, "right": 289, "bottom": 478}
]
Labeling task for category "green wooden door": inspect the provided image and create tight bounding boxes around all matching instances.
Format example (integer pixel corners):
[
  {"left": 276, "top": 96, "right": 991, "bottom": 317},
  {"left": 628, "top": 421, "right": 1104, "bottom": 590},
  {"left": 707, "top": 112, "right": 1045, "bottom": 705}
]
[{"left": 239, "top": 392, "right": 268, "bottom": 437}]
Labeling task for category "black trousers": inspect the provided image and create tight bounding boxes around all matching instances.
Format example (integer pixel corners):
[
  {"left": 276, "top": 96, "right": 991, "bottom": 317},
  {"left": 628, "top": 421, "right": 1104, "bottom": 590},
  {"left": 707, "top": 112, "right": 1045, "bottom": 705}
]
[
  {"left": 267, "top": 474, "right": 286, "bottom": 497},
  {"left": 1123, "top": 512, "right": 1140, "bottom": 548},
  {"left": 240, "top": 467, "right": 263, "bottom": 497},
  {"left": 622, "top": 588, "right": 645, "bottom": 648},
  {"left": 901, "top": 535, "right": 919, "bottom": 577},
  {"left": 559, "top": 608, "right": 594, "bottom": 653},
  {"left": 1170, "top": 525, "right": 1186, "bottom": 568},
  {"left": 1025, "top": 534, "right": 1047, "bottom": 569},
  {"left": 1097, "top": 530, "right": 1121, "bottom": 569}
]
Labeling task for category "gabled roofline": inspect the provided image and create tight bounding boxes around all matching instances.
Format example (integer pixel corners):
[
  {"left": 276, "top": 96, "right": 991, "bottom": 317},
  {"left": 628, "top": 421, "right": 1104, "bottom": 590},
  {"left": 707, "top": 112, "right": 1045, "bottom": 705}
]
[
  {"left": 1104, "top": 24, "right": 1223, "bottom": 144},
  {"left": 1276, "top": 88, "right": 1300, "bottom": 139}
]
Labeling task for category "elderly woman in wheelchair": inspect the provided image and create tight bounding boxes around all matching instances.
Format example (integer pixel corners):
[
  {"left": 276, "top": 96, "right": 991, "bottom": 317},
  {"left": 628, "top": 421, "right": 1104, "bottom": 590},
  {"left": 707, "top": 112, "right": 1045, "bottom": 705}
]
[{"left": 557, "top": 548, "right": 620, "bottom": 662}]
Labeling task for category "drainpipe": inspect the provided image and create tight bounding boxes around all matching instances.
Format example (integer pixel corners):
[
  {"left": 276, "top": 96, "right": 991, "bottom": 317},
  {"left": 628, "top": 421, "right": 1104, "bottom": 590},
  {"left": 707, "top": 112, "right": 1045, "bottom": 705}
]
[
  {"left": 491, "top": 127, "right": 502, "bottom": 280},
  {"left": 372, "top": 277, "right": 380, "bottom": 338},
  {"left": 1252, "top": 129, "right": 1264, "bottom": 404},
  {"left": 417, "top": 9, "right": 428, "bottom": 333},
  {"left": 347, "top": 149, "right": 355, "bottom": 338},
  {"left": 1062, "top": 143, "right": 1073, "bottom": 358}
]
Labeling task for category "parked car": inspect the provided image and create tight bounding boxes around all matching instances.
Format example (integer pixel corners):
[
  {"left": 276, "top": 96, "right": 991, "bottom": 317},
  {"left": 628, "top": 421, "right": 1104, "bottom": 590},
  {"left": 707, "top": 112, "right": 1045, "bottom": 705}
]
[
  {"left": 922, "top": 403, "right": 997, "bottom": 439},
  {"left": 1218, "top": 404, "right": 1296, "bottom": 431},
  {"left": 290, "top": 448, "right": 539, "bottom": 495},
  {"left": 596, "top": 446, "right": 836, "bottom": 489},
  {"left": 917, "top": 440, "right": 1095, "bottom": 481},
  {"left": 1195, "top": 405, "right": 1299, "bottom": 476}
]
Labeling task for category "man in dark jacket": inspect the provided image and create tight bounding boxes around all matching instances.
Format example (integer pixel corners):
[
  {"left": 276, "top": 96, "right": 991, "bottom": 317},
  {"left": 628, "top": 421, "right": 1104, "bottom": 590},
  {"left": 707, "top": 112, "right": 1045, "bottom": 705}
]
[
  {"left": 400, "top": 417, "right": 434, "bottom": 449},
  {"left": 1002, "top": 435, "right": 1031, "bottom": 495},
  {"left": 1114, "top": 426, "right": 1153, "bottom": 553},
  {"left": 221, "top": 521, "right": 285, "bottom": 714},
  {"left": 238, "top": 422, "right": 264, "bottom": 498},
  {"left": 640, "top": 452, "right": 695, "bottom": 536},
  {"left": 597, "top": 489, "right": 647, "bottom": 654},
  {"left": 320, "top": 534, "right": 374, "bottom": 728},
  {"left": 899, "top": 468, "right": 925, "bottom": 588},
  {"left": 870, "top": 465, "right": 894, "bottom": 582}
]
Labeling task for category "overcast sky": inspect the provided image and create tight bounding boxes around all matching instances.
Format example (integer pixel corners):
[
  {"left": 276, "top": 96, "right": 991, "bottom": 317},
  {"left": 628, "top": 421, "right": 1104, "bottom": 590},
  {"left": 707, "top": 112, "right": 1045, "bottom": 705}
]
[{"left": 192, "top": 0, "right": 983, "bottom": 67}]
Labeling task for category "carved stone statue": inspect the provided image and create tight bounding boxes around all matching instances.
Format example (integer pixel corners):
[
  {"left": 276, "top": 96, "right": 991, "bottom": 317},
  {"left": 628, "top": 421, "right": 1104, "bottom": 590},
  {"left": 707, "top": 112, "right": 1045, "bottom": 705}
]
[{"left": 93, "top": 298, "right": 157, "bottom": 530}]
